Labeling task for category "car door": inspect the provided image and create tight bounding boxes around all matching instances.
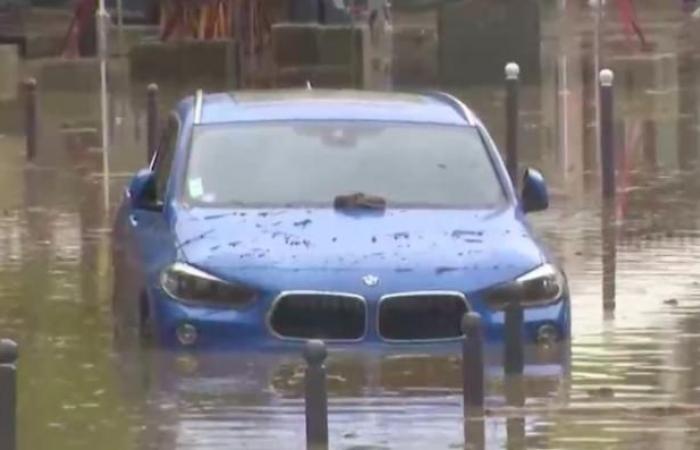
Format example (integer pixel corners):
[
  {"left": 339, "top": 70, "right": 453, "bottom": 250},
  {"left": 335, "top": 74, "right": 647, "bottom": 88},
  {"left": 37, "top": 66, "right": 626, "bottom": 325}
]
[{"left": 123, "top": 114, "right": 181, "bottom": 306}]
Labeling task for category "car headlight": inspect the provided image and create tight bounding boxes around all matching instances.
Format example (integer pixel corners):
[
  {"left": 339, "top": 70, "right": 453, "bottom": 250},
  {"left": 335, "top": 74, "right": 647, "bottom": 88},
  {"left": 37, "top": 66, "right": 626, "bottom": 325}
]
[
  {"left": 484, "top": 263, "right": 566, "bottom": 310},
  {"left": 160, "top": 262, "right": 258, "bottom": 308}
]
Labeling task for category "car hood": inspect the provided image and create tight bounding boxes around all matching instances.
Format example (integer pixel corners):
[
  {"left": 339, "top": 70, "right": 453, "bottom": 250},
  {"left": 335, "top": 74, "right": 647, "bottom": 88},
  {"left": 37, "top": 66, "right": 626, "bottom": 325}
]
[{"left": 173, "top": 207, "right": 546, "bottom": 293}]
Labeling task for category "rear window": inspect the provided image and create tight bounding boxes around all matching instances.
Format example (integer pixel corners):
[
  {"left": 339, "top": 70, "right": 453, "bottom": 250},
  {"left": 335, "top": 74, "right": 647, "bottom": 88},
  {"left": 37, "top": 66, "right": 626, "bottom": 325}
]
[{"left": 183, "top": 121, "right": 506, "bottom": 208}]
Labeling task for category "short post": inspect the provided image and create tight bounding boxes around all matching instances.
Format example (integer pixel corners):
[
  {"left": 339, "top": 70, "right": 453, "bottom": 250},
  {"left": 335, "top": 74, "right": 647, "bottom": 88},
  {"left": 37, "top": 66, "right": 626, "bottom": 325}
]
[
  {"left": 0, "top": 339, "right": 18, "bottom": 450},
  {"left": 23, "top": 78, "right": 37, "bottom": 162},
  {"left": 147, "top": 83, "right": 160, "bottom": 163},
  {"left": 461, "top": 312, "right": 484, "bottom": 413},
  {"left": 303, "top": 340, "right": 329, "bottom": 450},
  {"left": 504, "top": 299, "right": 524, "bottom": 375},
  {"left": 505, "top": 62, "right": 520, "bottom": 186},
  {"left": 599, "top": 69, "right": 615, "bottom": 200},
  {"left": 505, "top": 374, "right": 525, "bottom": 448},
  {"left": 601, "top": 200, "right": 617, "bottom": 311}
]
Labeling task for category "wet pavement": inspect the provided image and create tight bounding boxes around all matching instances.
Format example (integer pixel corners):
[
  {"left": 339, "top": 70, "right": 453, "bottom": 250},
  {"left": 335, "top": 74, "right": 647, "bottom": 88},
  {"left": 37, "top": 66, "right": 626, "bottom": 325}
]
[{"left": 2, "top": 1, "right": 700, "bottom": 449}]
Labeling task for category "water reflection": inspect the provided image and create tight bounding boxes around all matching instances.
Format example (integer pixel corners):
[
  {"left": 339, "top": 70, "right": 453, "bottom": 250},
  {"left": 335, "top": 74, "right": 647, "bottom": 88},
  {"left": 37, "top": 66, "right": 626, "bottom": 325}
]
[{"left": 112, "top": 347, "right": 567, "bottom": 450}]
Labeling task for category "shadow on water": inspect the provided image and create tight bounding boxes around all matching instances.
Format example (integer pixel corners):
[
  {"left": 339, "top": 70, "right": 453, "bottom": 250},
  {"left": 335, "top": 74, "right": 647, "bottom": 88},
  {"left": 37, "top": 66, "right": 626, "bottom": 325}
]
[{"left": 2, "top": 1, "right": 700, "bottom": 449}]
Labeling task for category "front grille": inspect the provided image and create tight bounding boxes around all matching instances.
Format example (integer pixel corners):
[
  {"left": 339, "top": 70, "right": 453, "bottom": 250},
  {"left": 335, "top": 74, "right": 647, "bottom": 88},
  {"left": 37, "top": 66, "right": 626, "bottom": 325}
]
[
  {"left": 378, "top": 292, "right": 468, "bottom": 340},
  {"left": 269, "top": 292, "right": 366, "bottom": 340}
]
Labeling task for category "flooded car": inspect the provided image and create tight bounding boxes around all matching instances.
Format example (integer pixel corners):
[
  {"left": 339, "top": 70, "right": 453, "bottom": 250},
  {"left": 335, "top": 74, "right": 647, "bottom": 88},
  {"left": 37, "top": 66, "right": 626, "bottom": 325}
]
[{"left": 111, "top": 89, "right": 570, "bottom": 350}]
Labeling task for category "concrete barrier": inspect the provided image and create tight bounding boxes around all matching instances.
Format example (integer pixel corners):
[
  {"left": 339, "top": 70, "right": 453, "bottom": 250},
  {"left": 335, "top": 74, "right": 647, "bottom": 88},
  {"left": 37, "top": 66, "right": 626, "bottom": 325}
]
[
  {"left": 438, "top": 0, "right": 541, "bottom": 86},
  {"left": 33, "top": 58, "right": 101, "bottom": 92},
  {"left": 272, "top": 23, "right": 364, "bottom": 88},
  {"left": 129, "top": 39, "right": 239, "bottom": 89},
  {"left": 0, "top": 44, "right": 19, "bottom": 101}
]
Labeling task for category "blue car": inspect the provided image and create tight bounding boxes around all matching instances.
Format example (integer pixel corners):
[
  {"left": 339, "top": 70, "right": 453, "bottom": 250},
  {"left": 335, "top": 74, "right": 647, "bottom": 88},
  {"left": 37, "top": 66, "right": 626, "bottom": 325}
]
[{"left": 112, "top": 89, "right": 570, "bottom": 350}]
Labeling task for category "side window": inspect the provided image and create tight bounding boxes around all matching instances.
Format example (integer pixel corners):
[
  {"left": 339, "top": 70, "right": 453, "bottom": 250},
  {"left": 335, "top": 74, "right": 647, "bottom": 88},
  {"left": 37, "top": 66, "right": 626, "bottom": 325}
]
[{"left": 152, "top": 115, "right": 179, "bottom": 203}]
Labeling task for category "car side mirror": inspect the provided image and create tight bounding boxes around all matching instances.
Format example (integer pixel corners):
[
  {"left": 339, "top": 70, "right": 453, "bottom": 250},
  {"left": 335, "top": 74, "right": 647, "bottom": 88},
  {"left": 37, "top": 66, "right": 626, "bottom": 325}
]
[
  {"left": 128, "top": 169, "right": 162, "bottom": 212},
  {"left": 521, "top": 168, "right": 549, "bottom": 213}
]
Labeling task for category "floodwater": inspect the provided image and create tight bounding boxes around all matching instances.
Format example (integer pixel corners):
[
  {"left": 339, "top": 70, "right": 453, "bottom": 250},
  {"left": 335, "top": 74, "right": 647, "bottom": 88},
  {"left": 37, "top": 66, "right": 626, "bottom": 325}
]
[{"left": 1, "top": 2, "right": 700, "bottom": 449}]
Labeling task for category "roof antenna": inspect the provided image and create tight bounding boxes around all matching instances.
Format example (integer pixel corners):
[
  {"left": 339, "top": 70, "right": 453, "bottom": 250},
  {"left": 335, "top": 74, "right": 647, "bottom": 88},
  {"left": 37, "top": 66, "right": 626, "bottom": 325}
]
[
  {"left": 306, "top": 80, "right": 313, "bottom": 90},
  {"left": 194, "top": 89, "right": 204, "bottom": 124}
]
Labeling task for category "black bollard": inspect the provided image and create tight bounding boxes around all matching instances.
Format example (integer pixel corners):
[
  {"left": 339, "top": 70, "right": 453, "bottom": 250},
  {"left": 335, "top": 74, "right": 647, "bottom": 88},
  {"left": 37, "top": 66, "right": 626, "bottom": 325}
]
[
  {"left": 599, "top": 69, "right": 615, "bottom": 200},
  {"left": 0, "top": 339, "right": 18, "bottom": 450},
  {"left": 505, "top": 62, "right": 520, "bottom": 186},
  {"left": 464, "top": 416, "right": 485, "bottom": 450},
  {"left": 601, "top": 200, "right": 617, "bottom": 311},
  {"left": 504, "top": 299, "right": 524, "bottom": 375},
  {"left": 461, "top": 312, "right": 485, "bottom": 413},
  {"left": 147, "top": 83, "right": 159, "bottom": 163},
  {"left": 303, "top": 340, "right": 328, "bottom": 450},
  {"left": 505, "top": 375, "right": 525, "bottom": 449},
  {"left": 23, "top": 78, "right": 37, "bottom": 162}
]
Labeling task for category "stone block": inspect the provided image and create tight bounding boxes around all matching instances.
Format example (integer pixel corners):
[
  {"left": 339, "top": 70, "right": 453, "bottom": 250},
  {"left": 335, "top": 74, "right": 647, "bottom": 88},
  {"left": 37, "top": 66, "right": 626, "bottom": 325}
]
[
  {"left": 272, "top": 23, "right": 319, "bottom": 67},
  {"left": 0, "top": 44, "right": 19, "bottom": 101},
  {"left": 129, "top": 39, "right": 239, "bottom": 88},
  {"left": 34, "top": 58, "right": 101, "bottom": 92},
  {"left": 317, "top": 26, "right": 361, "bottom": 66},
  {"left": 272, "top": 23, "right": 366, "bottom": 88},
  {"left": 276, "top": 65, "right": 355, "bottom": 88},
  {"left": 438, "top": 0, "right": 541, "bottom": 86}
]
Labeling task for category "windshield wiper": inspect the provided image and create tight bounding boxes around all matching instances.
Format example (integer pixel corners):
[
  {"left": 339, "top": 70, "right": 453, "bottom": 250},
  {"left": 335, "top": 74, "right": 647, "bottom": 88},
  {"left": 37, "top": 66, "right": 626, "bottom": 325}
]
[{"left": 333, "top": 192, "right": 387, "bottom": 211}]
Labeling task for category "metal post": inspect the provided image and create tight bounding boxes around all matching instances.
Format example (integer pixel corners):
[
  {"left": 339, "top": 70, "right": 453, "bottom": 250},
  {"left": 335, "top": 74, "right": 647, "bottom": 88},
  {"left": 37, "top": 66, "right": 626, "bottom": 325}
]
[
  {"left": 504, "top": 299, "right": 524, "bottom": 375},
  {"left": 23, "top": 78, "right": 37, "bottom": 162},
  {"left": 505, "top": 62, "right": 520, "bottom": 186},
  {"left": 464, "top": 417, "right": 485, "bottom": 450},
  {"left": 461, "top": 312, "right": 484, "bottom": 412},
  {"left": 97, "top": 3, "right": 111, "bottom": 211},
  {"left": 599, "top": 69, "right": 615, "bottom": 200},
  {"left": 234, "top": 2, "right": 245, "bottom": 88},
  {"left": 505, "top": 375, "right": 525, "bottom": 449},
  {"left": 147, "top": 83, "right": 160, "bottom": 162},
  {"left": 0, "top": 339, "right": 18, "bottom": 450},
  {"left": 602, "top": 200, "right": 616, "bottom": 311},
  {"left": 116, "top": 0, "right": 124, "bottom": 54},
  {"left": 303, "top": 340, "right": 329, "bottom": 450}
]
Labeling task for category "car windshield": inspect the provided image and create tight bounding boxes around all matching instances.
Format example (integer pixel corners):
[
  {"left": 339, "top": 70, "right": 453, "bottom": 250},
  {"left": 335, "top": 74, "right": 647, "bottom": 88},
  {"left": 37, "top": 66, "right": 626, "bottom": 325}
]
[{"left": 183, "top": 121, "right": 506, "bottom": 208}]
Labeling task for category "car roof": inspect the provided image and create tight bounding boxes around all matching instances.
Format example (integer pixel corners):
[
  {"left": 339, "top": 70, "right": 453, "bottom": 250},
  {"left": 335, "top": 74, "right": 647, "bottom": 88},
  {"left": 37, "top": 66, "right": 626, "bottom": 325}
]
[{"left": 182, "top": 89, "right": 478, "bottom": 126}]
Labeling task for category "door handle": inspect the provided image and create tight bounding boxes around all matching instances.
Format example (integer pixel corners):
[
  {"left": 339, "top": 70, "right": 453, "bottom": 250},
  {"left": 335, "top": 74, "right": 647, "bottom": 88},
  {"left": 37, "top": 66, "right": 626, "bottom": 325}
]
[{"left": 129, "top": 214, "right": 139, "bottom": 227}]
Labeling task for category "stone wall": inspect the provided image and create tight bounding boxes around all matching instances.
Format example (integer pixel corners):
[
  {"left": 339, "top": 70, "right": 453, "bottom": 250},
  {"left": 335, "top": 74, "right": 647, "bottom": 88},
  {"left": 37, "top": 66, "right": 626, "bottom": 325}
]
[
  {"left": 271, "top": 23, "right": 363, "bottom": 88},
  {"left": 129, "top": 39, "right": 240, "bottom": 89},
  {"left": 438, "top": 0, "right": 541, "bottom": 86},
  {"left": 0, "top": 44, "right": 19, "bottom": 101}
]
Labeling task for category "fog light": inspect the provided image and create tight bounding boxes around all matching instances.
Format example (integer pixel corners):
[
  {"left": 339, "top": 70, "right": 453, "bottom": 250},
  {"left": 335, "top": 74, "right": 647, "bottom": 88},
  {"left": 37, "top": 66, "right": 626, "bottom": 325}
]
[
  {"left": 176, "top": 323, "right": 198, "bottom": 346},
  {"left": 536, "top": 324, "right": 559, "bottom": 346}
]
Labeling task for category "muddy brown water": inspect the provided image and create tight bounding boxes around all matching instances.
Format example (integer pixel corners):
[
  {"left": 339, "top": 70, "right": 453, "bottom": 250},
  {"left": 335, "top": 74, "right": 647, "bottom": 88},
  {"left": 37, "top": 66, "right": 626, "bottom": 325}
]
[{"left": 1, "top": 2, "right": 700, "bottom": 449}]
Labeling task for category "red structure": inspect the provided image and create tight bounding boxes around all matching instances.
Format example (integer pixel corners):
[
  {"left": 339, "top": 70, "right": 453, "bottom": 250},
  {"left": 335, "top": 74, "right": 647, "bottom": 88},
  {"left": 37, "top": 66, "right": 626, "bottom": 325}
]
[{"left": 62, "top": 0, "right": 98, "bottom": 57}]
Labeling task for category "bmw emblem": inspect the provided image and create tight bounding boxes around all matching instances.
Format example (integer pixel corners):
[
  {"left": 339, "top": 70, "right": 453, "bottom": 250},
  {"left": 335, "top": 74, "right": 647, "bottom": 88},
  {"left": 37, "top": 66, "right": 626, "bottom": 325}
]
[{"left": 362, "top": 274, "right": 379, "bottom": 287}]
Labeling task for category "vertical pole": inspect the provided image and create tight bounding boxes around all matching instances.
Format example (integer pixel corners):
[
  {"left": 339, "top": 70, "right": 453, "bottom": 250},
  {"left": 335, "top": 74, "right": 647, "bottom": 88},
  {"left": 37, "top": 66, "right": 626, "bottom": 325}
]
[
  {"left": 504, "top": 299, "right": 524, "bottom": 375},
  {"left": 0, "top": 339, "right": 18, "bottom": 450},
  {"left": 23, "top": 78, "right": 37, "bottom": 162},
  {"left": 147, "top": 83, "right": 160, "bottom": 162},
  {"left": 461, "top": 312, "right": 484, "bottom": 413},
  {"left": 599, "top": 69, "right": 615, "bottom": 200},
  {"left": 97, "top": 2, "right": 111, "bottom": 211},
  {"left": 235, "top": 1, "right": 245, "bottom": 88},
  {"left": 505, "top": 62, "right": 520, "bottom": 186},
  {"left": 303, "top": 340, "right": 329, "bottom": 450},
  {"left": 601, "top": 200, "right": 616, "bottom": 311},
  {"left": 505, "top": 375, "right": 525, "bottom": 449},
  {"left": 116, "top": 0, "right": 124, "bottom": 54}
]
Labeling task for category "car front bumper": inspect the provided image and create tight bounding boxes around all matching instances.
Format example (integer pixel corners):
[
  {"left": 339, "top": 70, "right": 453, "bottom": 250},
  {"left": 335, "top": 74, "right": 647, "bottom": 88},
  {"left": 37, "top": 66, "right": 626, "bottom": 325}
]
[{"left": 147, "top": 286, "right": 571, "bottom": 351}]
